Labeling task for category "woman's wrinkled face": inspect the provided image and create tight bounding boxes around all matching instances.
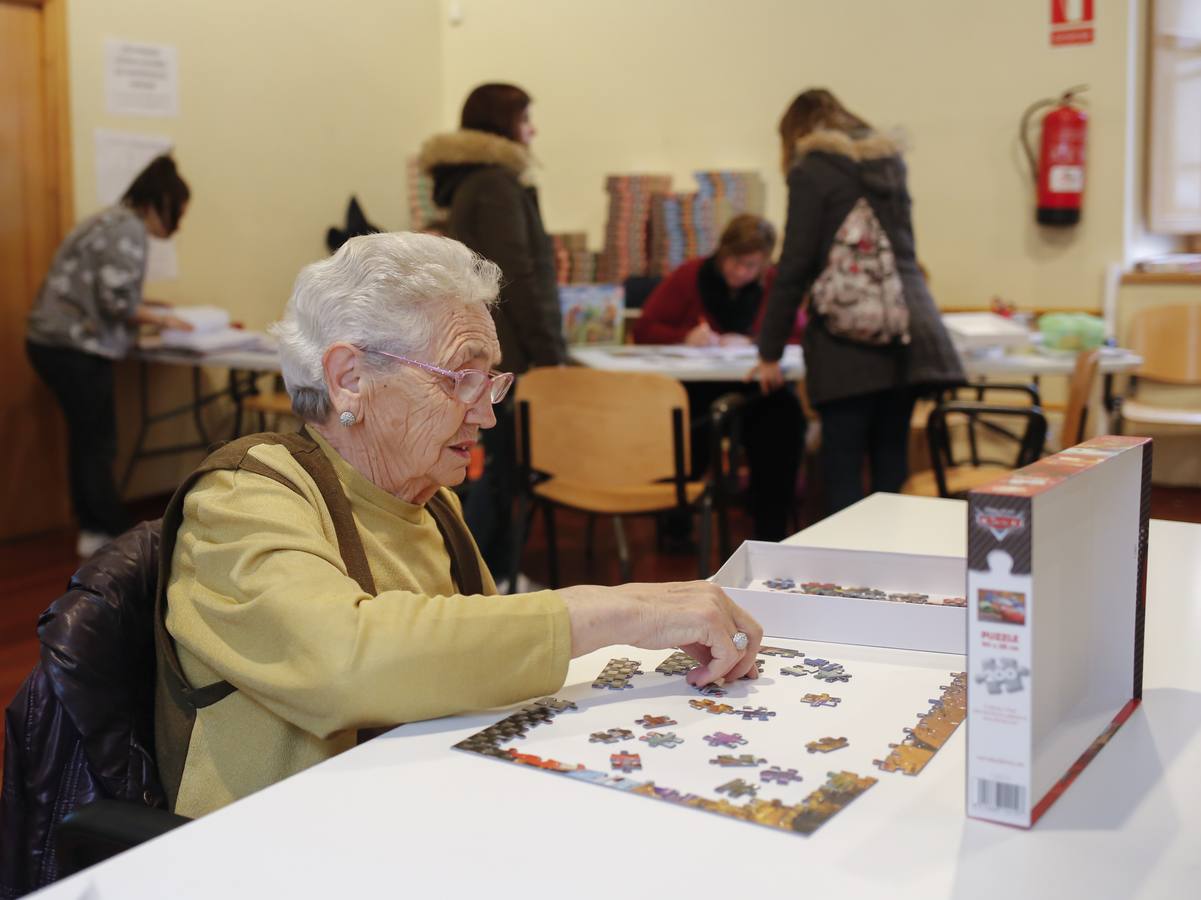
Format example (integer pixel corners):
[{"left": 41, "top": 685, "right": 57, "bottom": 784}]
[
  {"left": 360, "top": 304, "right": 501, "bottom": 497},
  {"left": 719, "top": 251, "right": 769, "bottom": 290}
]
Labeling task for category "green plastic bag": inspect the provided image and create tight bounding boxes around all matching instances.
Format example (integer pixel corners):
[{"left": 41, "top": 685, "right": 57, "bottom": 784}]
[{"left": 1038, "top": 313, "right": 1106, "bottom": 351}]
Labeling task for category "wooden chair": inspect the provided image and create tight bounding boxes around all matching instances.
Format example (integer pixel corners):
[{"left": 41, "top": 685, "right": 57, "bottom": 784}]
[
  {"left": 513, "top": 367, "right": 712, "bottom": 586},
  {"left": 1118, "top": 305, "right": 1201, "bottom": 432},
  {"left": 1061, "top": 348, "right": 1101, "bottom": 447},
  {"left": 237, "top": 376, "right": 296, "bottom": 434}
]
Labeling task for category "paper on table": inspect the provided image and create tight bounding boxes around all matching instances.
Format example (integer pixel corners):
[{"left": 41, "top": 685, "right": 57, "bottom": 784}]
[
  {"left": 942, "top": 313, "right": 1030, "bottom": 351},
  {"left": 158, "top": 328, "right": 269, "bottom": 354},
  {"left": 169, "top": 306, "right": 231, "bottom": 333},
  {"left": 94, "top": 129, "right": 179, "bottom": 281}
]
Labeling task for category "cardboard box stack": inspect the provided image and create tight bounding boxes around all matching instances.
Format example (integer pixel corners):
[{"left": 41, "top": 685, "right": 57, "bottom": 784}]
[
  {"left": 649, "top": 192, "right": 714, "bottom": 276},
  {"left": 599, "top": 174, "right": 672, "bottom": 283},
  {"left": 694, "top": 170, "right": 767, "bottom": 233},
  {"left": 550, "top": 231, "right": 598, "bottom": 285}
]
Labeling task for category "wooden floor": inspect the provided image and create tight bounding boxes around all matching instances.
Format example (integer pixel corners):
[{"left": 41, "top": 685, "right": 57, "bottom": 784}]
[{"left": 2, "top": 486, "right": 1199, "bottom": 784}]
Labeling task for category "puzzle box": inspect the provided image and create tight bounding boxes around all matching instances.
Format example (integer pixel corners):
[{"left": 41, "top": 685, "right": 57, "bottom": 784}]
[{"left": 966, "top": 435, "right": 1151, "bottom": 827}]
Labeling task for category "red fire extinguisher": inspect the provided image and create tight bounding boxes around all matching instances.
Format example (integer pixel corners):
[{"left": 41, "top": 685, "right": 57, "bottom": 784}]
[{"left": 1020, "top": 85, "right": 1088, "bottom": 226}]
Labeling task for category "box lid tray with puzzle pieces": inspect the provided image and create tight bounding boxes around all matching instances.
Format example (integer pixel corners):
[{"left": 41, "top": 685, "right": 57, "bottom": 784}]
[
  {"left": 711, "top": 541, "right": 967, "bottom": 654},
  {"left": 966, "top": 436, "right": 1152, "bottom": 829}
]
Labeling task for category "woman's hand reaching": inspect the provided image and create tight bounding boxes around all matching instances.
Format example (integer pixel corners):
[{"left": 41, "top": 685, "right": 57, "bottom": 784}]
[{"left": 558, "top": 580, "right": 763, "bottom": 686}]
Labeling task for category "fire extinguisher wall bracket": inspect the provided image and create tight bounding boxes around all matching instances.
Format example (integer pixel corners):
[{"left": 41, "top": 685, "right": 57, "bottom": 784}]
[{"left": 1020, "top": 86, "right": 1089, "bottom": 227}]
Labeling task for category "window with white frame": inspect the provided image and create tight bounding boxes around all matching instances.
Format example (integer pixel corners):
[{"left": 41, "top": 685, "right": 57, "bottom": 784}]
[{"left": 1149, "top": 0, "right": 1201, "bottom": 235}]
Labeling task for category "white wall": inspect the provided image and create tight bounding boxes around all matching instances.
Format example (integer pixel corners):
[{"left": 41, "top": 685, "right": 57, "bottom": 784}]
[
  {"left": 439, "top": 0, "right": 1137, "bottom": 311},
  {"left": 68, "top": 0, "right": 443, "bottom": 330}
]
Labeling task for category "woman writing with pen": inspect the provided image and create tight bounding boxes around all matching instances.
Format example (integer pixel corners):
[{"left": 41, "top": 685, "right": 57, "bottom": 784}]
[{"left": 634, "top": 215, "right": 805, "bottom": 542}]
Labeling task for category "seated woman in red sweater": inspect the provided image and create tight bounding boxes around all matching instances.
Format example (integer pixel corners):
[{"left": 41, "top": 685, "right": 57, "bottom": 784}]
[
  {"left": 635, "top": 215, "right": 780, "bottom": 347},
  {"left": 634, "top": 215, "right": 804, "bottom": 542}
]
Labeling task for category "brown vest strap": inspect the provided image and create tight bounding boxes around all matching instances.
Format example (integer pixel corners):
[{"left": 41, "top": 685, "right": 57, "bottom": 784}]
[
  {"left": 255, "top": 431, "right": 378, "bottom": 595},
  {"left": 426, "top": 491, "right": 485, "bottom": 596}
]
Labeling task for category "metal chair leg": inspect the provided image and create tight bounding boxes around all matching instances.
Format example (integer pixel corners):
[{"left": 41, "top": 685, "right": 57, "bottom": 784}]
[
  {"left": 716, "top": 492, "right": 732, "bottom": 561},
  {"left": 612, "top": 515, "right": 631, "bottom": 583},
  {"left": 509, "top": 493, "right": 534, "bottom": 594},
  {"left": 584, "top": 514, "right": 596, "bottom": 565},
  {"left": 697, "top": 495, "right": 714, "bottom": 579},
  {"left": 544, "top": 502, "right": 560, "bottom": 589}
]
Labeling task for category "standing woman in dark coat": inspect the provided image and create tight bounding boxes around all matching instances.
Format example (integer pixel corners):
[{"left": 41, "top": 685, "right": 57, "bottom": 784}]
[
  {"left": 753, "top": 89, "right": 963, "bottom": 514},
  {"left": 419, "top": 84, "right": 567, "bottom": 587}
]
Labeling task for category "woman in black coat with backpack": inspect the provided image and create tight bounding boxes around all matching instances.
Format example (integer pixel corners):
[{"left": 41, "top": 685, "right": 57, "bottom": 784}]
[{"left": 753, "top": 89, "right": 963, "bottom": 514}]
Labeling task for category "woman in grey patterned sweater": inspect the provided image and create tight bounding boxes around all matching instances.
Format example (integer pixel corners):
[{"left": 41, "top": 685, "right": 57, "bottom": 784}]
[{"left": 26, "top": 155, "right": 192, "bottom": 557}]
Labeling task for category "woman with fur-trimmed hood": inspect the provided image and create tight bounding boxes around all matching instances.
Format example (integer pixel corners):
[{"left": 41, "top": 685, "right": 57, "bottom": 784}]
[
  {"left": 753, "top": 89, "right": 963, "bottom": 514},
  {"left": 418, "top": 84, "right": 566, "bottom": 585}
]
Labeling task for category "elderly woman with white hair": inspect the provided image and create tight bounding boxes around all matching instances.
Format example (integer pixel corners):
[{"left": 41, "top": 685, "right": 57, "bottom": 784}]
[{"left": 154, "top": 232, "right": 762, "bottom": 819}]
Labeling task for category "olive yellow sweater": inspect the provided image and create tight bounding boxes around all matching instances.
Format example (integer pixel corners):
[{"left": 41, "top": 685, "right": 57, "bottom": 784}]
[{"left": 163, "top": 433, "right": 570, "bottom": 817}]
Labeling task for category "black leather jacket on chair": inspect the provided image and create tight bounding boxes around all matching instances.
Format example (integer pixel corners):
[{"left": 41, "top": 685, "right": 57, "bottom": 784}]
[{"left": 1, "top": 521, "right": 165, "bottom": 898}]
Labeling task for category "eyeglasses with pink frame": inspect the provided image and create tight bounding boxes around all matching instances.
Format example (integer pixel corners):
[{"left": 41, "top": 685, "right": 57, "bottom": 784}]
[{"left": 359, "top": 347, "right": 513, "bottom": 405}]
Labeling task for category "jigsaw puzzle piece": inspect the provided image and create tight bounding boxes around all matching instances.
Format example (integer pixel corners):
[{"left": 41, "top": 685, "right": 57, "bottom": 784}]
[
  {"left": 689, "top": 699, "right": 736, "bottom": 715},
  {"left": 589, "top": 728, "right": 634, "bottom": 744},
  {"left": 758, "top": 645, "right": 804, "bottom": 659},
  {"left": 800, "top": 693, "right": 841, "bottom": 708},
  {"left": 709, "top": 754, "right": 766, "bottom": 767},
  {"left": 735, "top": 706, "right": 777, "bottom": 721},
  {"left": 634, "top": 714, "right": 677, "bottom": 729},
  {"left": 610, "top": 752, "right": 642, "bottom": 773},
  {"left": 715, "top": 778, "right": 758, "bottom": 798},
  {"left": 654, "top": 650, "right": 699, "bottom": 676},
  {"left": 806, "top": 736, "right": 849, "bottom": 754},
  {"left": 533, "top": 697, "right": 578, "bottom": 712},
  {"left": 639, "top": 731, "right": 685, "bottom": 748},
  {"left": 780, "top": 664, "right": 814, "bottom": 677},
  {"left": 592, "top": 657, "right": 644, "bottom": 690},
  {"left": 702, "top": 731, "right": 747, "bottom": 748},
  {"left": 760, "top": 766, "right": 803, "bottom": 785}
]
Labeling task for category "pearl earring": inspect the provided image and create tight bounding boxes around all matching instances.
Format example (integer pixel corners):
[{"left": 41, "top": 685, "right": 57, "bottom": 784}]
[{"left": 339, "top": 410, "right": 357, "bottom": 427}]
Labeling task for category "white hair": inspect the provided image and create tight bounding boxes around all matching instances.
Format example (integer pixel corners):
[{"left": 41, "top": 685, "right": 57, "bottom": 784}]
[{"left": 270, "top": 232, "right": 501, "bottom": 422}]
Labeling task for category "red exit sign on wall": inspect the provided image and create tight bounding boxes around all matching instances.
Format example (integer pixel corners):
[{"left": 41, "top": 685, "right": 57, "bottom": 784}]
[{"left": 1051, "top": 0, "right": 1095, "bottom": 46}]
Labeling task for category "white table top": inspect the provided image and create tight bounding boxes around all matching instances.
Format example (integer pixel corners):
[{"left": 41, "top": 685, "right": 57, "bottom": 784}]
[
  {"left": 570, "top": 344, "right": 1142, "bottom": 383},
  {"left": 133, "top": 341, "right": 1141, "bottom": 385},
  {"left": 963, "top": 346, "right": 1142, "bottom": 378},
  {"left": 134, "top": 346, "right": 282, "bottom": 372},
  {"left": 784, "top": 493, "right": 968, "bottom": 557},
  {"left": 34, "top": 496, "right": 1200, "bottom": 900},
  {"left": 569, "top": 343, "right": 803, "bottom": 382}
]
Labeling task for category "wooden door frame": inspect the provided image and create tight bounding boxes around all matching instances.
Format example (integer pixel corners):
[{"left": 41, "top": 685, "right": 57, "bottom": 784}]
[
  {"left": 6, "top": 0, "right": 74, "bottom": 230},
  {"left": 43, "top": 0, "right": 73, "bottom": 229},
  {"left": 0, "top": 0, "right": 75, "bottom": 539}
]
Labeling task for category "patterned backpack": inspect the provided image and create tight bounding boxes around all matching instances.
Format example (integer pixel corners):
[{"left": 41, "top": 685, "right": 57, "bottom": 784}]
[{"left": 810, "top": 197, "right": 910, "bottom": 346}]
